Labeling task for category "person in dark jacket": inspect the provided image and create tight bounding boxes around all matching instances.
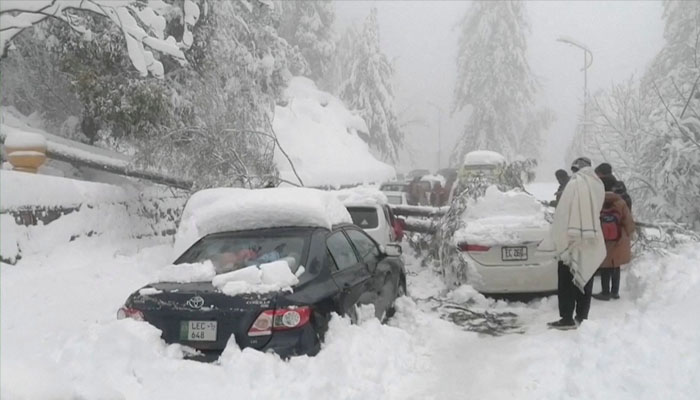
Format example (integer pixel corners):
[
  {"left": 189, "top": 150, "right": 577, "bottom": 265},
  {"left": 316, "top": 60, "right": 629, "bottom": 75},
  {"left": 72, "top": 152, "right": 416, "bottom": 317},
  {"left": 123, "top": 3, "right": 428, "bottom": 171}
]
[
  {"left": 595, "top": 163, "right": 632, "bottom": 209},
  {"left": 550, "top": 169, "right": 570, "bottom": 207},
  {"left": 593, "top": 175, "right": 635, "bottom": 300}
]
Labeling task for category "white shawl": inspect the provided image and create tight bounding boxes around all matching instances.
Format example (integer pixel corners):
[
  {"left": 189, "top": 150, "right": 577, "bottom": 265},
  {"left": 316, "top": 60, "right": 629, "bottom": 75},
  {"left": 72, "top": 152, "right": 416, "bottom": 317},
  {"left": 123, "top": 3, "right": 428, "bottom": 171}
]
[{"left": 538, "top": 167, "right": 606, "bottom": 291}]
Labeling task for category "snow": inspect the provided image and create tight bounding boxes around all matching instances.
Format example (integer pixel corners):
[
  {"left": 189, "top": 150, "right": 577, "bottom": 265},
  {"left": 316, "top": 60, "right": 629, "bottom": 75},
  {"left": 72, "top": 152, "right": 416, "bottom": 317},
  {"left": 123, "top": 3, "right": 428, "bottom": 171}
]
[
  {"left": 0, "top": 214, "right": 19, "bottom": 262},
  {"left": 0, "top": 171, "right": 185, "bottom": 264},
  {"left": 156, "top": 261, "right": 216, "bottom": 283},
  {"left": 2, "top": 212, "right": 700, "bottom": 399},
  {"left": 332, "top": 185, "right": 388, "bottom": 206},
  {"left": 210, "top": 260, "right": 300, "bottom": 297},
  {"left": 172, "top": 187, "right": 352, "bottom": 259},
  {"left": 453, "top": 186, "right": 550, "bottom": 245},
  {"left": 3, "top": 130, "right": 46, "bottom": 149},
  {"left": 525, "top": 181, "right": 559, "bottom": 203},
  {"left": 463, "top": 150, "right": 507, "bottom": 166},
  {"left": 0, "top": 170, "right": 129, "bottom": 209},
  {"left": 273, "top": 77, "right": 396, "bottom": 187}
]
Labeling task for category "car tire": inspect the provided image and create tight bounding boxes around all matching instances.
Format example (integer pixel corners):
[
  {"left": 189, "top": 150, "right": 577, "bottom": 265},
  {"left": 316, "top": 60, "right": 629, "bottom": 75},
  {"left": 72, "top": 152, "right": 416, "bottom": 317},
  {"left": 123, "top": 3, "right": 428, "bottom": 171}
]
[{"left": 384, "top": 275, "right": 407, "bottom": 321}]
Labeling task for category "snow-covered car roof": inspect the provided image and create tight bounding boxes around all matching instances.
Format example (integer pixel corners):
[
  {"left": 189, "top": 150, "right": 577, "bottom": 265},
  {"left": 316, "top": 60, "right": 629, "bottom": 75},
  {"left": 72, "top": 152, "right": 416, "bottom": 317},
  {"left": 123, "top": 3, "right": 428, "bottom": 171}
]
[
  {"left": 332, "top": 186, "right": 388, "bottom": 207},
  {"left": 172, "top": 187, "right": 352, "bottom": 258},
  {"left": 420, "top": 174, "right": 446, "bottom": 186},
  {"left": 453, "top": 186, "right": 550, "bottom": 246},
  {"left": 463, "top": 150, "right": 506, "bottom": 167}
]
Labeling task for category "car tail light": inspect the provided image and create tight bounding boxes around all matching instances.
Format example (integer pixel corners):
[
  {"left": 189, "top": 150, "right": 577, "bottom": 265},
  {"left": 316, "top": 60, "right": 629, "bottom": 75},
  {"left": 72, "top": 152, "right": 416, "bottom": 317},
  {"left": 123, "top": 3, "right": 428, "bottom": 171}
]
[
  {"left": 458, "top": 243, "right": 491, "bottom": 252},
  {"left": 248, "top": 306, "right": 312, "bottom": 337},
  {"left": 117, "top": 307, "right": 144, "bottom": 321}
]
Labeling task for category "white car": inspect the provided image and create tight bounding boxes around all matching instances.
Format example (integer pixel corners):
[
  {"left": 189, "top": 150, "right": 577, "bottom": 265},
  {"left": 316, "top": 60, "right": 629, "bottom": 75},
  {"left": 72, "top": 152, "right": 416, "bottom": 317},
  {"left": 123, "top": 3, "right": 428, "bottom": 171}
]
[
  {"left": 449, "top": 185, "right": 556, "bottom": 294},
  {"left": 383, "top": 191, "right": 408, "bottom": 206},
  {"left": 331, "top": 187, "right": 399, "bottom": 248},
  {"left": 344, "top": 203, "right": 397, "bottom": 247}
]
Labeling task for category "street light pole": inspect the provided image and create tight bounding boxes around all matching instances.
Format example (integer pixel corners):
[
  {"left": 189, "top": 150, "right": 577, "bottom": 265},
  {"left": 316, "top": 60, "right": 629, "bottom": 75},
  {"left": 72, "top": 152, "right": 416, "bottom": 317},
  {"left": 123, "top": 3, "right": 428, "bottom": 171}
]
[
  {"left": 556, "top": 36, "right": 593, "bottom": 136},
  {"left": 427, "top": 101, "right": 442, "bottom": 170}
]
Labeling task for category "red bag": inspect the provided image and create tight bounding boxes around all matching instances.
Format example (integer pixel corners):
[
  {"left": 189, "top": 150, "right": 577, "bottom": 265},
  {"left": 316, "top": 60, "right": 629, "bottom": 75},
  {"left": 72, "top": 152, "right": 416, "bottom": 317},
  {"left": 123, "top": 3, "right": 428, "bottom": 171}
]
[{"left": 600, "top": 207, "right": 622, "bottom": 242}]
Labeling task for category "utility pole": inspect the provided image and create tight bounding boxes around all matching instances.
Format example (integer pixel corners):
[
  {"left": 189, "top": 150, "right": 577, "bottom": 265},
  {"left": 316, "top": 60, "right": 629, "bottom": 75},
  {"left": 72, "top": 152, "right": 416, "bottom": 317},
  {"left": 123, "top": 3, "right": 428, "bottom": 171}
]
[
  {"left": 427, "top": 101, "right": 442, "bottom": 170},
  {"left": 556, "top": 37, "right": 593, "bottom": 137}
]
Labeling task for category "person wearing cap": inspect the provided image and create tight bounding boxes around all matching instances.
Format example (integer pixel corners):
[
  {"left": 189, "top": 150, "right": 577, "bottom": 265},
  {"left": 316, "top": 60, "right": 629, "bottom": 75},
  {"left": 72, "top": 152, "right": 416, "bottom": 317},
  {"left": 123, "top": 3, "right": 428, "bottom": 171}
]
[
  {"left": 538, "top": 157, "right": 607, "bottom": 330},
  {"left": 549, "top": 169, "right": 570, "bottom": 207},
  {"left": 594, "top": 163, "right": 632, "bottom": 209}
]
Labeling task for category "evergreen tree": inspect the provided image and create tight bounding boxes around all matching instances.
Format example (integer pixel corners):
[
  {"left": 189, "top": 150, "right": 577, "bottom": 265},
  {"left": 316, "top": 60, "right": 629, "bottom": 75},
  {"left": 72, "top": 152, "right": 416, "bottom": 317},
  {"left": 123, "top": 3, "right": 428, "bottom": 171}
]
[
  {"left": 452, "top": 0, "right": 548, "bottom": 162},
  {"left": 276, "top": 0, "right": 336, "bottom": 83},
  {"left": 338, "top": 8, "right": 403, "bottom": 162}
]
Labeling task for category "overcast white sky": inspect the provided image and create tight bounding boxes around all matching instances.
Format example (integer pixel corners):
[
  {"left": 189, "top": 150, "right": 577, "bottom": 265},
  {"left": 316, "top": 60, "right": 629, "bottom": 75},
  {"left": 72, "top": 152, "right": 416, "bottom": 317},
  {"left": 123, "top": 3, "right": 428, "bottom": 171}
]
[{"left": 334, "top": 0, "right": 665, "bottom": 179}]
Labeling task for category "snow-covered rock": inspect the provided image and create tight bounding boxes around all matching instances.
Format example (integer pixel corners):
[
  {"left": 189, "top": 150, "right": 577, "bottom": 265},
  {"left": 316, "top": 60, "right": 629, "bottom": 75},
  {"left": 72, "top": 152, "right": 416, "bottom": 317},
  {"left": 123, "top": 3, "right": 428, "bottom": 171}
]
[{"left": 273, "top": 77, "right": 396, "bottom": 187}]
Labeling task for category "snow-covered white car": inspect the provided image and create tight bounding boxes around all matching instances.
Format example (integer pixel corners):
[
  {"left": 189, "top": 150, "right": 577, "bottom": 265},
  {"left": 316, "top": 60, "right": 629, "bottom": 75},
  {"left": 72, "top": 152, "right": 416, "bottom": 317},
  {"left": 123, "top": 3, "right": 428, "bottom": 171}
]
[{"left": 447, "top": 186, "right": 557, "bottom": 294}]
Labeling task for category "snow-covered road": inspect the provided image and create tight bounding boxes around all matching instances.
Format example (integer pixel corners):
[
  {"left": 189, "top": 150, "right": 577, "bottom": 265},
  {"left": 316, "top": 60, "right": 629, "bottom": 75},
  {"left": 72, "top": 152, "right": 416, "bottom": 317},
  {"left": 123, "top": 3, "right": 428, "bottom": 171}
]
[{"left": 2, "top": 236, "right": 700, "bottom": 400}]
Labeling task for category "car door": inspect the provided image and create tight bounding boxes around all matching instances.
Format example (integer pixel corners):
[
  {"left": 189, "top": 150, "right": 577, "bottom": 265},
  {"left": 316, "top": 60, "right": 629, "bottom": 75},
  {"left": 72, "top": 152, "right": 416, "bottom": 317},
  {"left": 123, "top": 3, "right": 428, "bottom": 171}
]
[
  {"left": 326, "top": 231, "right": 372, "bottom": 320},
  {"left": 344, "top": 228, "right": 394, "bottom": 319}
]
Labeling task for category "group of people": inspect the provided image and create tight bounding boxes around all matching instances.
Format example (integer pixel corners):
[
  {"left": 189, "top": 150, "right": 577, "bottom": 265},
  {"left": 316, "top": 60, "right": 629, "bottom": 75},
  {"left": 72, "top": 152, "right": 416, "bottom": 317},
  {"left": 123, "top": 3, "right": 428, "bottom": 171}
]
[
  {"left": 540, "top": 157, "right": 635, "bottom": 330},
  {"left": 407, "top": 177, "right": 451, "bottom": 207}
]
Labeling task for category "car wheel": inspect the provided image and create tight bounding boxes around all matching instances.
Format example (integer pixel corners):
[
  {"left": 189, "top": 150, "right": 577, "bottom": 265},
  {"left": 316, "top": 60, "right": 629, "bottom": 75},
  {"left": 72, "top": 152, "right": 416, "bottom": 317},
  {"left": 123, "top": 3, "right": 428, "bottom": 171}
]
[
  {"left": 384, "top": 275, "right": 407, "bottom": 321},
  {"left": 346, "top": 304, "right": 359, "bottom": 325}
]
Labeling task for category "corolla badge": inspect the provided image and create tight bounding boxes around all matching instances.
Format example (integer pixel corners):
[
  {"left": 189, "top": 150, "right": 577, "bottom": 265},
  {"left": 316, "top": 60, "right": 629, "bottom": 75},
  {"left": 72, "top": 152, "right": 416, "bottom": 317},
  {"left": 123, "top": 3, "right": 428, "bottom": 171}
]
[{"left": 185, "top": 296, "right": 205, "bottom": 309}]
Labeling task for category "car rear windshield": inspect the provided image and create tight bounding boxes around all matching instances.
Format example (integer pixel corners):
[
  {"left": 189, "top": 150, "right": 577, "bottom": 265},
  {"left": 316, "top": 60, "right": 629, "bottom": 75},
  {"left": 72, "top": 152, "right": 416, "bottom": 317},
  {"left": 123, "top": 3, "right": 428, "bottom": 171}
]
[
  {"left": 346, "top": 207, "right": 379, "bottom": 229},
  {"left": 177, "top": 230, "right": 309, "bottom": 275}
]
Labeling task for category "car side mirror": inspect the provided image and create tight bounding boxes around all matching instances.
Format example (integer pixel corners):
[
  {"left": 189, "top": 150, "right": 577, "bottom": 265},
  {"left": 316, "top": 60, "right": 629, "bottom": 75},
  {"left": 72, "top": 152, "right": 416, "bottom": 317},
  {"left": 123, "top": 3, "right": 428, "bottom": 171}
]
[{"left": 382, "top": 243, "right": 402, "bottom": 257}]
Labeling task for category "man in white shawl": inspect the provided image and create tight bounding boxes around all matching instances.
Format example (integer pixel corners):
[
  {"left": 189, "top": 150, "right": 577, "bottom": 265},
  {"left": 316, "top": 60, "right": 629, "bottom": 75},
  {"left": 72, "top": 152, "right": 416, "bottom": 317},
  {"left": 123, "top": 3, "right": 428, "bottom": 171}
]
[{"left": 538, "top": 157, "right": 606, "bottom": 330}]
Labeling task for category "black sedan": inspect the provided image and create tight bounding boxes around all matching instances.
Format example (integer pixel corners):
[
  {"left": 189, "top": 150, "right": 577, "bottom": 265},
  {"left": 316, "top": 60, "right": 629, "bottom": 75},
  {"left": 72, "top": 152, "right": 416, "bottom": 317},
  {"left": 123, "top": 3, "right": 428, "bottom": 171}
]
[{"left": 118, "top": 223, "right": 406, "bottom": 361}]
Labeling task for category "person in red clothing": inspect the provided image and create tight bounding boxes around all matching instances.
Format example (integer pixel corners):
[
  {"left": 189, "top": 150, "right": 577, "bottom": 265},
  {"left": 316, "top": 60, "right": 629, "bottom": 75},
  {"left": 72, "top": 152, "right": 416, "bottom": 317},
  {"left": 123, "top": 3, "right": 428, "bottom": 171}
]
[{"left": 593, "top": 175, "right": 635, "bottom": 300}]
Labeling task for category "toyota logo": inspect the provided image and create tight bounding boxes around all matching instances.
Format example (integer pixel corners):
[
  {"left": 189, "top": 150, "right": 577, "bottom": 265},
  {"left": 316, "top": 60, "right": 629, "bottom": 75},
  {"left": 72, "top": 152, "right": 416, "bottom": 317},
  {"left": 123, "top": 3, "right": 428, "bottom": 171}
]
[{"left": 185, "top": 296, "right": 205, "bottom": 309}]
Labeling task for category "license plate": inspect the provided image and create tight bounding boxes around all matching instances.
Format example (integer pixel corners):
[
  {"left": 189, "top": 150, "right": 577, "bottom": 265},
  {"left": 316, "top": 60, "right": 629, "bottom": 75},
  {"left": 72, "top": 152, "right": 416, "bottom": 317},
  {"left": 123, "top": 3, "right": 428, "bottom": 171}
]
[
  {"left": 180, "top": 320, "right": 217, "bottom": 341},
  {"left": 502, "top": 246, "right": 528, "bottom": 261}
]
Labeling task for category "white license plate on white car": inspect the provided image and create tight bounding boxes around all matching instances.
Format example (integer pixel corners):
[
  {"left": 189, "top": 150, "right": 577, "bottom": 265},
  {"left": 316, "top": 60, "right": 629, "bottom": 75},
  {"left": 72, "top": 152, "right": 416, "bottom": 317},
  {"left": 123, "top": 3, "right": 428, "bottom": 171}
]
[
  {"left": 180, "top": 320, "right": 217, "bottom": 341},
  {"left": 502, "top": 246, "right": 528, "bottom": 261}
]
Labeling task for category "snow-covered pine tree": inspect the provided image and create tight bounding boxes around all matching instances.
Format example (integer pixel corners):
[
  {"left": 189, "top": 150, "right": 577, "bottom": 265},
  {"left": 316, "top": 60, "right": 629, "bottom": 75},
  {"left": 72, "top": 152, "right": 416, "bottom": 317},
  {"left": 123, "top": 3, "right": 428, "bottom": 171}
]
[
  {"left": 276, "top": 0, "right": 336, "bottom": 83},
  {"left": 452, "top": 0, "right": 548, "bottom": 163},
  {"left": 337, "top": 8, "right": 403, "bottom": 162},
  {"left": 639, "top": 0, "right": 700, "bottom": 228}
]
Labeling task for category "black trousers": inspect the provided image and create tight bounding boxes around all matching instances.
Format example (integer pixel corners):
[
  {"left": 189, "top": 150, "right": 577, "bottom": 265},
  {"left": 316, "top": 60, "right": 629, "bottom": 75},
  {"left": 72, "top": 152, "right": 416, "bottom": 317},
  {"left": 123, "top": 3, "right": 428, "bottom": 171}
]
[
  {"left": 558, "top": 261, "right": 594, "bottom": 321},
  {"left": 600, "top": 268, "right": 621, "bottom": 295}
]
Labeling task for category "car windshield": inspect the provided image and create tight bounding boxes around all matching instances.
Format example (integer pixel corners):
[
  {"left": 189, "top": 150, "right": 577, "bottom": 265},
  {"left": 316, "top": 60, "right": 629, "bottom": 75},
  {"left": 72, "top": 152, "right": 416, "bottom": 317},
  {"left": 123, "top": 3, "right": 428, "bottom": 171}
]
[
  {"left": 177, "top": 231, "right": 309, "bottom": 274},
  {"left": 346, "top": 207, "right": 379, "bottom": 229},
  {"left": 386, "top": 195, "right": 403, "bottom": 205}
]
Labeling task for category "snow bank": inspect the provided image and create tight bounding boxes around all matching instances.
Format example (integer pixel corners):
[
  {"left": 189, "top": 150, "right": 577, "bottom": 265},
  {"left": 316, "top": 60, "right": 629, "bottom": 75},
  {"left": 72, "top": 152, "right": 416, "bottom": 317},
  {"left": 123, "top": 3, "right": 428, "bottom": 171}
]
[
  {"left": 273, "top": 77, "right": 395, "bottom": 187},
  {"left": 172, "top": 187, "right": 352, "bottom": 259},
  {"left": 332, "top": 185, "right": 388, "bottom": 206},
  {"left": 454, "top": 186, "right": 549, "bottom": 246},
  {"left": 463, "top": 150, "right": 506, "bottom": 166},
  {"left": 1, "top": 170, "right": 129, "bottom": 208},
  {"left": 0, "top": 171, "right": 186, "bottom": 263},
  {"left": 157, "top": 261, "right": 216, "bottom": 283}
]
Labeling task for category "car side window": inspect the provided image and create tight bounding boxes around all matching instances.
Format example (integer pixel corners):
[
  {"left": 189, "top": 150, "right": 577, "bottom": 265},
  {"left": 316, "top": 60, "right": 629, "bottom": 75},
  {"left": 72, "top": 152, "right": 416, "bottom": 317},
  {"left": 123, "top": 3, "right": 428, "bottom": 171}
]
[
  {"left": 346, "top": 229, "right": 380, "bottom": 264},
  {"left": 326, "top": 232, "right": 359, "bottom": 270}
]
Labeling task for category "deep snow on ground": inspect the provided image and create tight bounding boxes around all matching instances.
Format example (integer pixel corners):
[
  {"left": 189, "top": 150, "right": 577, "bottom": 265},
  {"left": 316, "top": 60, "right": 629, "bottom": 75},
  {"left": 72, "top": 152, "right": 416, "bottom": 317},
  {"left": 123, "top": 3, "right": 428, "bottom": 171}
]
[{"left": 2, "top": 233, "right": 700, "bottom": 400}]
